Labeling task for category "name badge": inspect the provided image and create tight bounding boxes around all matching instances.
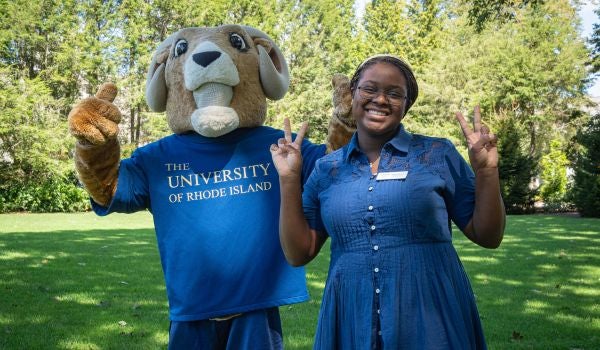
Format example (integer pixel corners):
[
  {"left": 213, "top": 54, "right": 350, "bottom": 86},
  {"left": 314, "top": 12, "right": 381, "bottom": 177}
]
[{"left": 376, "top": 171, "right": 408, "bottom": 181}]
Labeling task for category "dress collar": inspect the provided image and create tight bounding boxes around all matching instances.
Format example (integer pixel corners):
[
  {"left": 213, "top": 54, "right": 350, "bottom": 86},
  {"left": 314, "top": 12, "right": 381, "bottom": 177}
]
[{"left": 344, "top": 124, "right": 412, "bottom": 163}]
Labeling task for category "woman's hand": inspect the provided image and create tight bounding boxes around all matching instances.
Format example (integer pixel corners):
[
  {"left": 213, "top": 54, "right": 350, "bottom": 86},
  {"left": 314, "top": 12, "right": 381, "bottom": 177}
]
[
  {"left": 456, "top": 106, "right": 505, "bottom": 249},
  {"left": 271, "top": 118, "right": 325, "bottom": 265},
  {"left": 270, "top": 118, "right": 308, "bottom": 180},
  {"left": 456, "top": 106, "right": 498, "bottom": 173}
]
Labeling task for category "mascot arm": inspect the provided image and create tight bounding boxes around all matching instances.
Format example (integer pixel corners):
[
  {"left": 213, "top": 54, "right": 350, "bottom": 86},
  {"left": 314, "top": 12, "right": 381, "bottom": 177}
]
[
  {"left": 68, "top": 83, "right": 122, "bottom": 207},
  {"left": 326, "top": 73, "right": 355, "bottom": 153}
]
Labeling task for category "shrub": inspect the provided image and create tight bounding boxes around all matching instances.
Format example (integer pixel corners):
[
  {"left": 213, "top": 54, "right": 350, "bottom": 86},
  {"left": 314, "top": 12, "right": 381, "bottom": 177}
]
[
  {"left": 0, "top": 174, "right": 89, "bottom": 213},
  {"left": 539, "top": 139, "right": 570, "bottom": 211}
]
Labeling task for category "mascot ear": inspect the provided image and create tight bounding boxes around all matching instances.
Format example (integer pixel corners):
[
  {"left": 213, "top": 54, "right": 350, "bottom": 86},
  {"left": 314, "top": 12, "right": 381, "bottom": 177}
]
[
  {"left": 242, "top": 26, "right": 289, "bottom": 101},
  {"left": 146, "top": 35, "right": 174, "bottom": 112}
]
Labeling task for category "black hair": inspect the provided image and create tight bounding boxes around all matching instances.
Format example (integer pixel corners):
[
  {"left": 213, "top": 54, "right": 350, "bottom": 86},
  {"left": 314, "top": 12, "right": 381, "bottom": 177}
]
[{"left": 349, "top": 55, "right": 419, "bottom": 114}]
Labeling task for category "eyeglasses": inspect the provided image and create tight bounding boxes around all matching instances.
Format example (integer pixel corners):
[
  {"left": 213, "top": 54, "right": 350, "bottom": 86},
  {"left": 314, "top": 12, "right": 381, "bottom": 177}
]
[{"left": 356, "top": 85, "right": 407, "bottom": 106}]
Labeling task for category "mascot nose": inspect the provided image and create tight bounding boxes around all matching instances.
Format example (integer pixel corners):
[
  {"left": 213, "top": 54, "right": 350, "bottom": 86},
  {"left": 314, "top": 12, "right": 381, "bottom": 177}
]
[{"left": 193, "top": 51, "right": 221, "bottom": 67}]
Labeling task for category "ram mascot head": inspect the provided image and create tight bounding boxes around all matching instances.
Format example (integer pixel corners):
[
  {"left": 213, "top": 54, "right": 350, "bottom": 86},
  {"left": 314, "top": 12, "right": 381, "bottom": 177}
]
[{"left": 145, "top": 24, "right": 289, "bottom": 137}]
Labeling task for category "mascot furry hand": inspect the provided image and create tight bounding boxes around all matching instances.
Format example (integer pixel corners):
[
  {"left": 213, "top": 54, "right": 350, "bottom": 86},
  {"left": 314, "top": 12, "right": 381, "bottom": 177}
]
[
  {"left": 67, "top": 24, "right": 351, "bottom": 324},
  {"left": 326, "top": 73, "right": 355, "bottom": 153}
]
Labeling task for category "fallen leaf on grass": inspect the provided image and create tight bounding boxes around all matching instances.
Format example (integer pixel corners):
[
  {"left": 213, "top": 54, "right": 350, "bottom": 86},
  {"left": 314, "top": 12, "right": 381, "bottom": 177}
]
[
  {"left": 120, "top": 331, "right": 148, "bottom": 338},
  {"left": 511, "top": 331, "right": 523, "bottom": 341},
  {"left": 97, "top": 300, "right": 111, "bottom": 307}
]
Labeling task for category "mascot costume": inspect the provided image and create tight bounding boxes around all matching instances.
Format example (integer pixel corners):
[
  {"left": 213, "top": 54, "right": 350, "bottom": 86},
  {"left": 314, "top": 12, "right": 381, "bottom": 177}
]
[{"left": 68, "top": 24, "right": 353, "bottom": 349}]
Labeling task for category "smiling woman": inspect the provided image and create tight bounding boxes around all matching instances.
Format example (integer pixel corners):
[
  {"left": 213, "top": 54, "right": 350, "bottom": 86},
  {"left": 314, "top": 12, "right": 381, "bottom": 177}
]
[
  {"left": 272, "top": 54, "right": 506, "bottom": 349},
  {"left": 349, "top": 57, "right": 414, "bottom": 163}
]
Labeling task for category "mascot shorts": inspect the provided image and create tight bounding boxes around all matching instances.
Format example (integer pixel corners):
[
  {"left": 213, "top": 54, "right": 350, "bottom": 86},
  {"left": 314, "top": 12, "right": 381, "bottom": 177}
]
[{"left": 168, "top": 307, "right": 283, "bottom": 350}]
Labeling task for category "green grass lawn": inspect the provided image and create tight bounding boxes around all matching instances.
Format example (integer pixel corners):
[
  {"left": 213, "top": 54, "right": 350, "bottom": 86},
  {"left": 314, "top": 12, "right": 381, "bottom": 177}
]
[{"left": 0, "top": 212, "right": 598, "bottom": 349}]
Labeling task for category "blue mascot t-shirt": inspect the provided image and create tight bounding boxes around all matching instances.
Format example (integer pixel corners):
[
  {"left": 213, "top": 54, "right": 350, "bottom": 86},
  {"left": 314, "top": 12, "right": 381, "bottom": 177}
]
[{"left": 92, "top": 126, "right": 326, "bottom": 321}]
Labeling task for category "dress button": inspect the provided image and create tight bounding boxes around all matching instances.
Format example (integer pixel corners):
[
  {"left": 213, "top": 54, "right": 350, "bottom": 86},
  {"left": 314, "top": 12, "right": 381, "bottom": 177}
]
[
  {"left": 378, "top": 331, "right": 382, "bottom": 336},
  {"left": 368, "top": 186, "right": 374, "bottom": 191},
  {"left": 368, "top": 205, "right": 374, "bottom": 211},
  {"left": 375, "top": 288, "right": 381, "bottom": 294},
  {"left": 374, "top": 267, "right": 379, "bottom": 273},
  {"left": 370, "top": 225, "right": 376, "bottom": 231},
  {"left": 373, "top": 245, "right": 379, "bottom": 251},
  {"left": 377, "top": 309, "right": 381, "bottom": 314}
]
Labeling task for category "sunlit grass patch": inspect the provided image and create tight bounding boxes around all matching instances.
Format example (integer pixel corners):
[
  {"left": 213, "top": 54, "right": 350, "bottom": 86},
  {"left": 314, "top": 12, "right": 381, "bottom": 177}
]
[
  {"left": 0, "top": 250, "right": 30, "bottom": 260},
  {"left": 453, "top": 214, "right": 600, "bottom": 350}
]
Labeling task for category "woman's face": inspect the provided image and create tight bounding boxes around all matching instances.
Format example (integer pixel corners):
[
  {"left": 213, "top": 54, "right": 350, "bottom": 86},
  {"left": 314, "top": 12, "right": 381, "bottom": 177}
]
[{"left": 352, "top": 62, "right": 408, "bottom": 139}]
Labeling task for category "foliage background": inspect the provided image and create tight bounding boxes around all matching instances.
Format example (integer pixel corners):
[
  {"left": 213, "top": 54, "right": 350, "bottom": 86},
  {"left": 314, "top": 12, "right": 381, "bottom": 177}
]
[{"left": 0, "top": 0, "right": 598, "bottom": 215}]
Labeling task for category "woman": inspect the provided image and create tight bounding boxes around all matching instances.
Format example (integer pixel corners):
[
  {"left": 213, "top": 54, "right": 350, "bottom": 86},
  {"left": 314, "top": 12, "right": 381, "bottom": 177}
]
[{"left": 271, "top": 55, "right": 505, "bottom": 349}]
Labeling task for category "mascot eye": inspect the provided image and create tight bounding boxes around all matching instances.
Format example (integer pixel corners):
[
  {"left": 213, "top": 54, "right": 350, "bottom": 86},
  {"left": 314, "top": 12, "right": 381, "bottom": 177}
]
[
  {"left": 229, "top": 33, "right": 248, "bottom": 51},
  {"left": 174, "top": 39, "right": 188, "bottom": 57}
]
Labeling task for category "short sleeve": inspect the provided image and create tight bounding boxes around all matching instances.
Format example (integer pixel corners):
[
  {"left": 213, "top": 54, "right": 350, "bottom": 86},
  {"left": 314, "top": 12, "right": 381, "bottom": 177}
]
[
  {"left": 300, "top": 140, "right": 326, "bottom": 185},
  {"left": 442, "top": 141, "right": 475, "bottom": 230},
  {"left": 302, "top": 159, "right": 327, "bottom": 236},
  {"left": 92, "top": 150, "right": 150, "bottom": 216}
]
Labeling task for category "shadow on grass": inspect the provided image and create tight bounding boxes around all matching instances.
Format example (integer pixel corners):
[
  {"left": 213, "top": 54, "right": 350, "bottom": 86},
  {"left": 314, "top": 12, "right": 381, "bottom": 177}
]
[
  {"left": 280, "top": 245, "right": 330, "bottom": 350},
  {"left": 2, "top": 215, "right": 598, "bottom": 349},
  {"left": 0, "top": 228, "right": 169, "bottom": 350},
  {"left": 285, "top": 215, "right": 600, "bottom": 349},
  {"left": 1, "top": 225, "right": 330, "bottom": 350},
  {"left": 454, "top": 215, "right": 600, "bottom": 349}
]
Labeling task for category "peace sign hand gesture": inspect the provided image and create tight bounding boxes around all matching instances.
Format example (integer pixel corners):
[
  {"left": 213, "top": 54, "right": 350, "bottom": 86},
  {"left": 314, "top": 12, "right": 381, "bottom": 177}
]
[
  {"left": 456, "top": 106, "right": 499, "bottom": 173},
  {"left": 270, "top": 118, "right": 309, "bottom": 180}
]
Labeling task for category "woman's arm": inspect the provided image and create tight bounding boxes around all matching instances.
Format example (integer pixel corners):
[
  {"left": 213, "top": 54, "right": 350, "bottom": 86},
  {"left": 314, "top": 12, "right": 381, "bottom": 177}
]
[
  {"left": 271, "top": 119, "right": 327, "bottom": 266},
  {"left": 278, "top": 175, "right": 327, "bottom": 266},
  {"left": 456, "top": 106, "right": 506, "bottom": 248},
  {"left": 463, "top": 167, "right": 505, "bottom": 248}
]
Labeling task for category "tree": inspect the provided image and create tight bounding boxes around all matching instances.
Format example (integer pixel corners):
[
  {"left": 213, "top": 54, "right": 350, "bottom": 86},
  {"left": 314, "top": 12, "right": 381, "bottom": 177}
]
[
  {"left": 591, "top": 7, "right": 600, "bottom": 74},
  {"left": 269, "top": 0, "right": 358, "bottom": 142},
  {"left": 570, "top": 114, "right": 600, "bottom": 217},
  {"left": 1, "top": 0, "right": 78, "bottom": 105},
  {"left": 496, "top": 116, "right": 538, "bottom": 213},
  {"left": 0, "top": 67, "right": 88, "bottom": 212},
  {"left": 114, "top": 0, "right": 160, "bottom": 148},
  {"left": 463, "top": 0, "right": 545, "bottom": 32},
  {"left": 0, "top": 0, "right": 121, "bottom": 212},
  {"left": 416, "top": 0, "right": 589, "bottom": 169},
  {"left": 363, "top": 0, "right": 445, "bottom": 69},
  {"left": 477, "top": 0, "right": 588, "bottom": 157},
  {"left": 0, "top": 0, "right": 594, "bottom": 213}
]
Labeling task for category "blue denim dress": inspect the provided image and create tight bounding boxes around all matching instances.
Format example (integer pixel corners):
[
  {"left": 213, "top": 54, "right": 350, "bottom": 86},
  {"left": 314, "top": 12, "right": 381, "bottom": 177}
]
[{"left": 303, "top": 125, "right": 487, "bottom": 349}]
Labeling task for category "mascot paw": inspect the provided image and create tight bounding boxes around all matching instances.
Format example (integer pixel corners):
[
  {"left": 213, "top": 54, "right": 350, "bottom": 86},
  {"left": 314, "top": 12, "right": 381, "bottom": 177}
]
[
  {"left": 326, "top": 74, "right": 355, "bottom": 153},
  {"left": 68, "top": 83, "right": 122, "bottom": 145},
  {"left": 332, "top": 73, "right": 353, "bottom": 123}
]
